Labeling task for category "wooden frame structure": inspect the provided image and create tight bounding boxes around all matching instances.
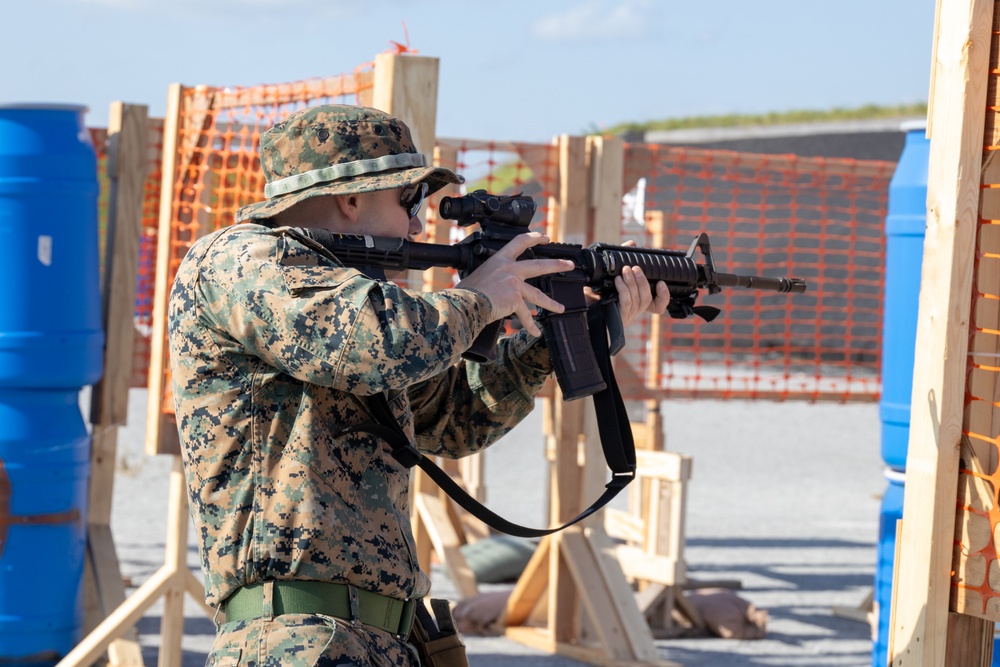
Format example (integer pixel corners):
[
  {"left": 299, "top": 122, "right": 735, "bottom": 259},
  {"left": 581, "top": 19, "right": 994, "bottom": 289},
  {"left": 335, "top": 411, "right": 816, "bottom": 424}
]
[
  {"left": 500, "top": 135, "right": 679, "bottom": 667},
  {"left": 888, "top": 0, "right": 999, "bottom": 664},
  {"left": 80, "top": 102, "right": 150, "bottom": 667}
]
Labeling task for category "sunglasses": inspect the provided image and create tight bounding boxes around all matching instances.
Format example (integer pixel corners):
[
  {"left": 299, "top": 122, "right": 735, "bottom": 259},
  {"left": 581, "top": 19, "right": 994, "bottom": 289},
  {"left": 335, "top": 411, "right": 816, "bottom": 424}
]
[{"left": 400, "top": 182, "right": 429, "bottom": 219}]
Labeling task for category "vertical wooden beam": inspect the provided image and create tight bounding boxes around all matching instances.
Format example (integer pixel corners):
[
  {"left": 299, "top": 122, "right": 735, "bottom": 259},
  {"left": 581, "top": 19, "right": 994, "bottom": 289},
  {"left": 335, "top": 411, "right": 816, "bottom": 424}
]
[
  {"left": 644, "top": 211, "right": 668, "bottom": 451},
  {"left": 84, "top": 101, "right": 149, "bottom": 667},
  {"left": 578, "top": 136, "right": 626, "bottom": 520},
  {"left": 91, "top": 102, "right": 148, "bottom": 429},
  {"left": 588, "top": 136, "right": 625, "bottom": 244},
  {"left": 372, "top": 53, "right": 440, "bottom": 292},
  {"left": 145, "top": 83, "right": 183, "bottom": 456},
  {"left": 889, "top": 0, "right": 995, "bottom": 664},
  {"left": 549, "top": 134, "right": 589, "bottom": 643}
]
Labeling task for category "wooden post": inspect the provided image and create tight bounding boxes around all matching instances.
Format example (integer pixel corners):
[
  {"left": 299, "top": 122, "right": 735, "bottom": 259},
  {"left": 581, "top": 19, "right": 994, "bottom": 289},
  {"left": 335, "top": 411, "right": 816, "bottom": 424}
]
[
  {"left": 145, "top": 83, "right": 183, "bottom": 457},
  {"left": 83, "top": 101, "right": 149, "bottom": 667},
  {"left": 643, "top": 211, "right": 668, "bottom": 452},
  {"left": 65, "top": 87, "right": 215, "bottom": 667},
  {"left": 888, "top": 0, "right": 997, "bottom": 664},
  {"left": 371, "top": 52, "right": 483, "bottom": 592},
  {"left": 372, "top": 51, "right": 439, "bottom": 295},
  {"left": 503, "top": 135, "right": 677, "bottom": 666}
]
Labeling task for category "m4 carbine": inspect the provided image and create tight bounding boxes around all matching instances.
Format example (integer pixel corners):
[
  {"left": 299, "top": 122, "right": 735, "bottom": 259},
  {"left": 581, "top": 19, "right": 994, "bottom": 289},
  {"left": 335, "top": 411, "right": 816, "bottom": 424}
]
[
  {"left": 290, "top": 189, "right": 807, "bottom": 537},
  {"left": 294, "top": 189, "right": 807, "bottom": 401}
]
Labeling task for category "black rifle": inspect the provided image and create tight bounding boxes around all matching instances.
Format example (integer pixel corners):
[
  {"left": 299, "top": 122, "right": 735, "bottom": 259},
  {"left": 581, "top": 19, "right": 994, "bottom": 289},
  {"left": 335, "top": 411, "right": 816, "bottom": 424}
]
[
  {"left": 288, "top": 190, "right": 806, "bottom": 538},
  {"left": 294, "top": 189, "right": 807, "bottom": 401}
]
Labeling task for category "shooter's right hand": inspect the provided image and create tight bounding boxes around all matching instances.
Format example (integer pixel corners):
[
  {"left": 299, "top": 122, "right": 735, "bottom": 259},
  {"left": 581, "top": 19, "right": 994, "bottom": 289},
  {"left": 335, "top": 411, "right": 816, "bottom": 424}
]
[{"left": 455, "top": 232, "right": 572, "bottom": 337}]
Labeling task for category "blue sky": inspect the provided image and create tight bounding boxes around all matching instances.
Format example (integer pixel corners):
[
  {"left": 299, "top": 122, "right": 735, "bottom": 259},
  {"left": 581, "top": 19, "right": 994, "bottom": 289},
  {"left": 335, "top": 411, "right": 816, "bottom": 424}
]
[{"left": 3, "top": 0, "right": 935, "bottom": 142}]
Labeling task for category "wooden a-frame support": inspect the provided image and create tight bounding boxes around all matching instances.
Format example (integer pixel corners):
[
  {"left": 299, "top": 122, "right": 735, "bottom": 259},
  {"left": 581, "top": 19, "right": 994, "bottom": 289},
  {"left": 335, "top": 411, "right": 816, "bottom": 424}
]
[
  {"left": 501, "top": 135, "right": 679, "bottom": 666},
  {"left": 60, "top": 87, "right": 215, "bottom": 667},
  {"left": 370, "top": 53, "right": 491, "bottom": 600},
  {"left": 78, "top": 101, "right": 150, "bottom": 667}
]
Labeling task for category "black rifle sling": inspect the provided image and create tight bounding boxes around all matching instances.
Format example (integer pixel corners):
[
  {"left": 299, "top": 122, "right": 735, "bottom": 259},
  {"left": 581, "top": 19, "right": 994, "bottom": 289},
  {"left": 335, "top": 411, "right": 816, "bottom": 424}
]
[{"left": 341, "top": 304, "right": 636, "bottom": 539}]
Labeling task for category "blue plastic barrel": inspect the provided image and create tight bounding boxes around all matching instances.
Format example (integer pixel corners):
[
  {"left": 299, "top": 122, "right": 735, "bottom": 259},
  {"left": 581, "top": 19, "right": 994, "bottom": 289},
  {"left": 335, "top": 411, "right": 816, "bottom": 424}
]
[
  {"left": 0, "top": 104, "right": 102, "bottom": 664},
  {"left": 0, "top": 104, "right": 103, "bottom": 389},
  {"left": 872, "top": 469, "right": 905, "bottom": 667},
  {"left": 879, "top": 123, "right": 929, "bottom": 471},
  {"left": 0, "top": 390, "right": 90, "bottom": 664}
]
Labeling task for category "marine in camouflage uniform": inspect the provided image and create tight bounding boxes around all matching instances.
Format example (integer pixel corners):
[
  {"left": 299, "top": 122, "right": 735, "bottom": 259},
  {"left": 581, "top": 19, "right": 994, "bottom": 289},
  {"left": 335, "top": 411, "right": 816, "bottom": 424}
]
[{"left": 168, "top": 105, "right": 562, "bottom": 666}]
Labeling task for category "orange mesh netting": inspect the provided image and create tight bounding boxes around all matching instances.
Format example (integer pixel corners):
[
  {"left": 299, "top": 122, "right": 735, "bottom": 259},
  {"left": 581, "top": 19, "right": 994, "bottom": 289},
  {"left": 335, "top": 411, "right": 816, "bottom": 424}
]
[
  {"left": 152, "top": 70, "right": 376, "bottom": 417},
  {"left": 131, "top": 118, "right": 166, "bottom": 387},
  {"left": 618, "top": 144, "right": 895, "bottom": 401},
  {"left": 952, "top": 4, "right": 1000, "bottom": 620},
  {"left": 90, "top": 120, "right": 166, "bottom": 388}
]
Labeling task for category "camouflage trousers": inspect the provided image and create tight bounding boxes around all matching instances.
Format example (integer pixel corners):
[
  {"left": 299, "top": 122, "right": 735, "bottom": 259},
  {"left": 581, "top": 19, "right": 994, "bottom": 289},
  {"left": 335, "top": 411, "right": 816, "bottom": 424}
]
[{"left": 206, "top": 614, "right": 421, "bottom": 667}]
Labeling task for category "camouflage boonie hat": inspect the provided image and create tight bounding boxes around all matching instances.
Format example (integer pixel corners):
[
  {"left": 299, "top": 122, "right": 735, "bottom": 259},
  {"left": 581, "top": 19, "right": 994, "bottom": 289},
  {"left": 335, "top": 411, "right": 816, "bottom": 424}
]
[{"left": 235, "top": 104, "right": 463, "bottom": 223}]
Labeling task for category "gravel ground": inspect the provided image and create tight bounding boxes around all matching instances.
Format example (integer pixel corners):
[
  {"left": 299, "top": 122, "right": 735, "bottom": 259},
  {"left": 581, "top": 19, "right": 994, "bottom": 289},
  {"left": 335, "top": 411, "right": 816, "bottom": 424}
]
[{"left": 103, "top": 388, "right": 884, "bottom": 667}]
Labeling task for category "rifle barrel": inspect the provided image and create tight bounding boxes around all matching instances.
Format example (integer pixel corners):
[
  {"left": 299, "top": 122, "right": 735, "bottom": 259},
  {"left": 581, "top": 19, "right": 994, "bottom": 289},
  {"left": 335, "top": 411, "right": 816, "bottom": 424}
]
[{"left": 714, "top": 272, "right": 807, "bottom": 293}]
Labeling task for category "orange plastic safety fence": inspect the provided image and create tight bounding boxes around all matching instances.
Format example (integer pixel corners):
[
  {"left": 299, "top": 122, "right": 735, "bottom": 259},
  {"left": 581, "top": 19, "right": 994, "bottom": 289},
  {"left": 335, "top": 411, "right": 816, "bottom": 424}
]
[
  {"left": 131, "top": 118, "right": 166, "bottom": 387},
  {"left": 619, "top": 144, "right": 895, "bottom": 401},
  {"left": 952, "top": 6, "right": 1000, "bottom": 619},
  {"left": 89, "top": 121, "right": 165, "bottom": 388},
  {"left": 157, "top": 72, "right": 374, "bottom": 416}
]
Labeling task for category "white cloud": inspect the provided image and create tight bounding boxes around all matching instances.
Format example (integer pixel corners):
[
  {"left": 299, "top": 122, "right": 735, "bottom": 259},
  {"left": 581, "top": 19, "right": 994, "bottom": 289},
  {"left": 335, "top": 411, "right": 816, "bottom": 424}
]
[{"left": 532, "top": 0, "right": 653, "bottom": 41}]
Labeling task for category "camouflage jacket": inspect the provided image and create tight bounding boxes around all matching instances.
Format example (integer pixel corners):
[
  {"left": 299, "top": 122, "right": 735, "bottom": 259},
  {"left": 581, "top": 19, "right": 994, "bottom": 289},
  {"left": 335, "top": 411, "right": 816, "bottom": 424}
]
[{"left": 167, "top": 223, "right": 552, "bottom": 608}]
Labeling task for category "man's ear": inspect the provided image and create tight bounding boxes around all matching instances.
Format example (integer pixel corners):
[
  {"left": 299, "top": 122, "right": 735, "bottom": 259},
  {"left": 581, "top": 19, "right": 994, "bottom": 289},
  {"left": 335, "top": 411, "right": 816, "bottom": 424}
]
[{"left": 334, "top": 193, "right": 360, "bottom": 223}]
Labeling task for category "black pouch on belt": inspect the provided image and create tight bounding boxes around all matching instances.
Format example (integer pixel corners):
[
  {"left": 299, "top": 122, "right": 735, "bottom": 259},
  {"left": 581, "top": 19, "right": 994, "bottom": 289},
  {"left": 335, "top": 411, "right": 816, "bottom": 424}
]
[{"left": 408, "top": 598, "right": 468, "bottom": 667}]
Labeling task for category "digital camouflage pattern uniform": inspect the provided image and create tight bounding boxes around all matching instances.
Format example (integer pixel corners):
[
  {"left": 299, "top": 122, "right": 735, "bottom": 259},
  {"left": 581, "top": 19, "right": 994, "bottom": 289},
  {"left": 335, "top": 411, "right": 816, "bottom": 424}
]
[{"left": 167, "top": 105, "right": 553, "bottom": 666}]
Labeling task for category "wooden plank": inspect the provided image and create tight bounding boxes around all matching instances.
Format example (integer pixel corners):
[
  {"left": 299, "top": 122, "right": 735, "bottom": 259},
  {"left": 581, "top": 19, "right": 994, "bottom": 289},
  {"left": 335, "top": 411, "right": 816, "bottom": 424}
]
[
  {"left": 414, "top": 493, "right": 479, "bottom": 599},
  {"left": 87, "top": 426, "right": 119, "bottom": 525},
  {"left": 372, "top": 54, "right": 438, "bottom": 155},
  {"left": 616, "top": 545, "right": 683, "bottom": 587},
  {"left": 551, "top": 134, "right": 589, "bottom": 528},
  {"left": 588, "top": 136, "right": 625, "bottom": 244},
  {"left": 184, "top": 568, "right": 215, "bottom": 619},
  {"left": 87, "top": 524, "right": 145, "bottom": 666},
  {"left": 580, "top": 397, "right": 607, "bottom": 526},
  {"left": 57, "top": 565, "right": 173, "bottom": 667},
  {"left": 145, "top": 83, "right": 183, "bottom": 456},
  {"left": 558, "top": 530, "right": 633, "bottom": 659},
  {"left": 91, "top": 102, "right": 148, "bottom": 428},
  {"left": 888, "top": 0, "right": 995, "bottom": 664},
  {"left": 586, "top": 529, "right": 661, "bottom": 661},
  {"left": 645, "top": 212, "right": 667, "bottom": 400},
  {"left": 426, "top": 145, "right": 460, "bottom": 291},
  {"left": 159, "top": 457, "right": 190, "bottom": 667},
  {"left": 549, "top": 532, "right": 578, "bottom": 643},
  {"left": 505, "top": 536, "right": 551, "bottom": 626},
  {"left": 604, "top": 508, "right": 645, "bottom": 544},
  {"left": 634, "top": 450, "right": 691, "bottom": 482},
  {"left": 371, "top": 53, "right": 440, "bottom": 302},
  {"left": 557, "top": 135, "right": 589, "bottom": 246}
]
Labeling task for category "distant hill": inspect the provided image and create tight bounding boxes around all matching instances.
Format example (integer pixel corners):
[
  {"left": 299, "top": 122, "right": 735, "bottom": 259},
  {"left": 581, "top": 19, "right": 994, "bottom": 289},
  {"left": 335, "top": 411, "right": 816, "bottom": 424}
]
[{"left": 600, "top": 103, "right": 928, "bottom": 137}]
